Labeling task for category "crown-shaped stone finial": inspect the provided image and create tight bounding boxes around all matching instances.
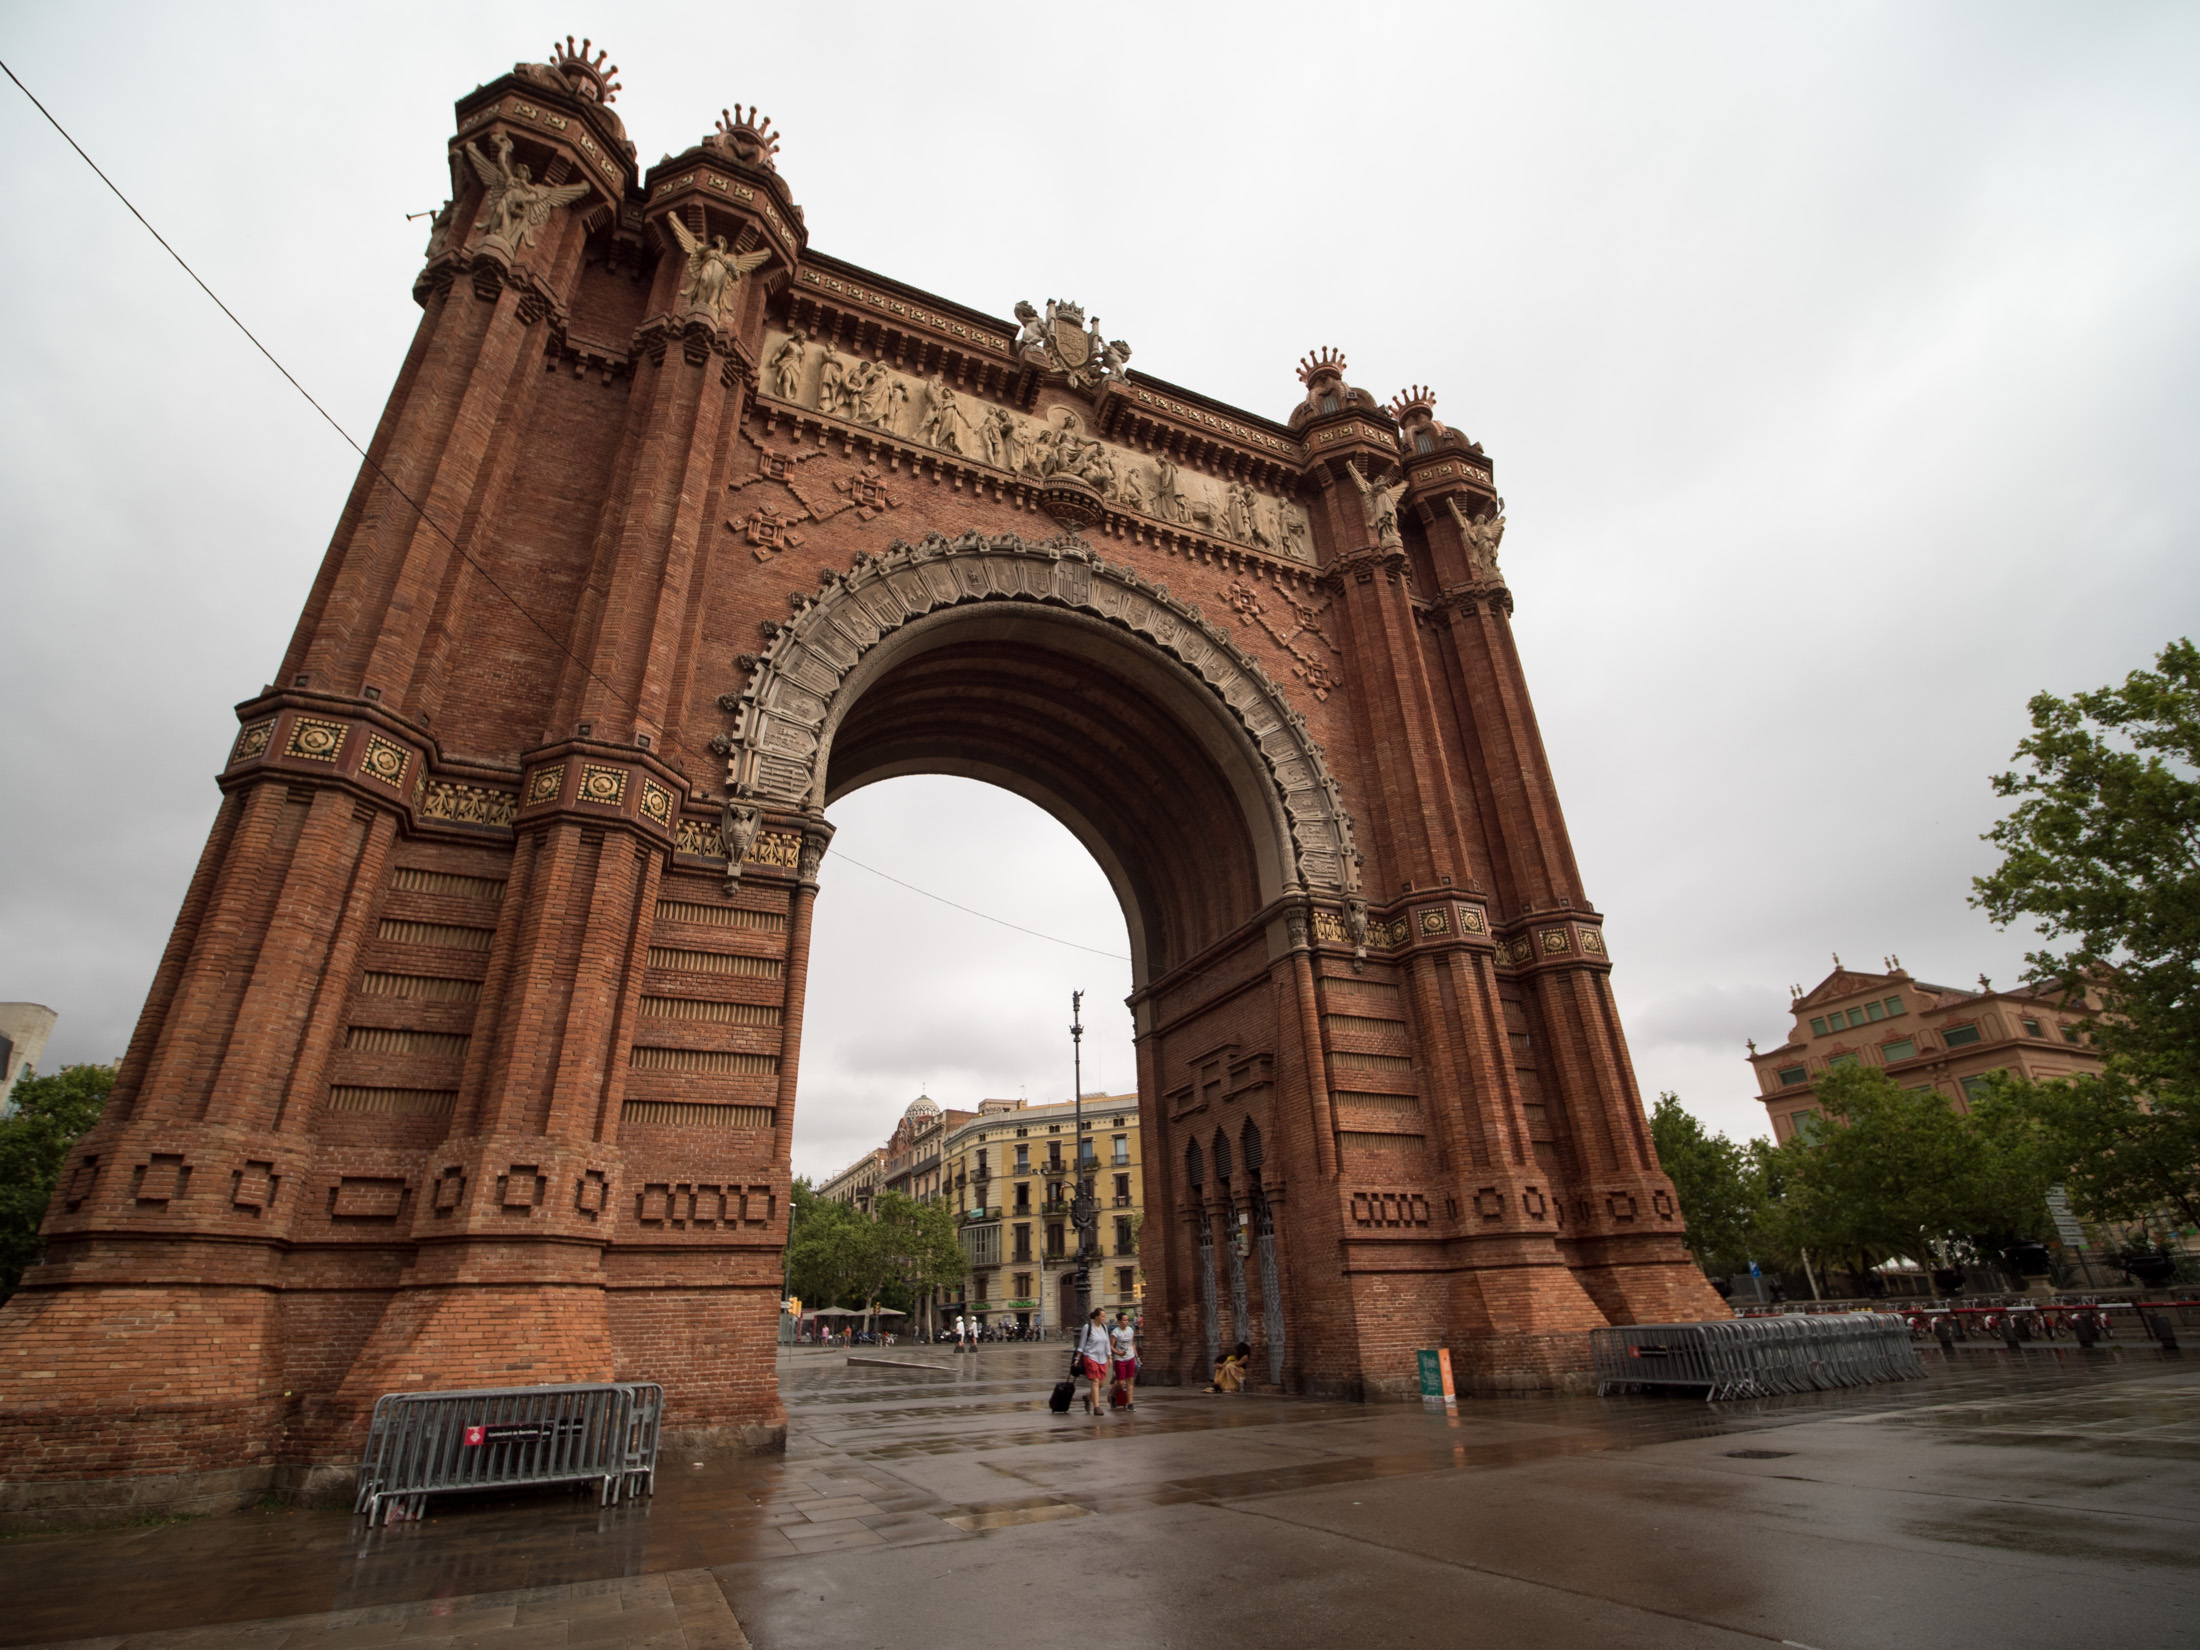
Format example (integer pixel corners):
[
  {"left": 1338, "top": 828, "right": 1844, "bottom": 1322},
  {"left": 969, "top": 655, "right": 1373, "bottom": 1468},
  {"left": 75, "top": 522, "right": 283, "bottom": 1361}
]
[
  {"left": 1297, "top": 346, "right": 1348, "bottom": 386},
  {"left": 716, "top": 106, "right": 782, "bottom": 169},
  {"left": 1387, "top": 385, "right": 1438, "bottom": 424},
  {"left": 549, "top": 36, "right": 620, "bottom": 103}
]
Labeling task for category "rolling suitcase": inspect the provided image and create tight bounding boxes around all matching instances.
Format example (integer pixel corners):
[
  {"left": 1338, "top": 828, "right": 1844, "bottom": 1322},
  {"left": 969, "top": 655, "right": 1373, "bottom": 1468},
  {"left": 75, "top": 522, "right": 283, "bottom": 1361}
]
[{"left": 1049, "top": 1349, "right": 1078, "bottom": 1413}]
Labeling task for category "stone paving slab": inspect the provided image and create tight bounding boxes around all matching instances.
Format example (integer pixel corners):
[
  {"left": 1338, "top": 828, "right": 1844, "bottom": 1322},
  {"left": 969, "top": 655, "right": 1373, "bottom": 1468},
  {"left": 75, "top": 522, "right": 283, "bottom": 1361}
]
[
  {"left": 5, "top": 1345, "right": 2195, "bottom": 1649},
  {"left": 14, "top": 1570, "right": 751, "bottom": 1650}
]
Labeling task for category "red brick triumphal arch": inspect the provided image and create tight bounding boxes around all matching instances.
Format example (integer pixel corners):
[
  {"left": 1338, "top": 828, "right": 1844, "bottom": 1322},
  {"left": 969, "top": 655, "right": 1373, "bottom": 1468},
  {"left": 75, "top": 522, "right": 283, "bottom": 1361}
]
[{"left": 0, "top": 41, "right": 1723, "bottom": 1521}]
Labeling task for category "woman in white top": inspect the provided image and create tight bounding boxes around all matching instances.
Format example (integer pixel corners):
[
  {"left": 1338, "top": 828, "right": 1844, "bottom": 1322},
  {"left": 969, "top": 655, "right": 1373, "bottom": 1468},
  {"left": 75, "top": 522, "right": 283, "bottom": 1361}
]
[
  {"left": 1076, "top": 1309, "right": 1113, "bottom": 1416},
  {"left": 1109, "top": 1312, "right": 1138, "bottom": 1411}
]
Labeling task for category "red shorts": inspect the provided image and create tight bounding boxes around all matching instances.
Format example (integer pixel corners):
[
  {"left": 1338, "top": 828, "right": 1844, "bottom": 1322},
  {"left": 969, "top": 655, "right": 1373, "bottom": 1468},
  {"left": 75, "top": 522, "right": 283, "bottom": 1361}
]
[
  {"left": 1079, "top": 1355, "right": 1108, "bottom": 1380},
  {"left": 1113, "top": 1358, "right": 1139, "bottom": 1380}
]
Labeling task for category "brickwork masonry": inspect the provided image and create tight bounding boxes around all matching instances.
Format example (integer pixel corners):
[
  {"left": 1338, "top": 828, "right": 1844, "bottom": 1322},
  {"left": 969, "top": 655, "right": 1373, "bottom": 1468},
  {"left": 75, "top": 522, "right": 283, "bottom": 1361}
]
[{"left": 0, "top": 50, "right": 1725, "bottom": 1522}]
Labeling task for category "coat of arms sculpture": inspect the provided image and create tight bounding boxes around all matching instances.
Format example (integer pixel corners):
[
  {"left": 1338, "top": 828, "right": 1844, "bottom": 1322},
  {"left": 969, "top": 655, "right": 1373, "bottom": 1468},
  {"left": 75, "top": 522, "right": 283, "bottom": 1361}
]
[{"left": 1014, "top": 298, "right": 1131, "bottom": 390}]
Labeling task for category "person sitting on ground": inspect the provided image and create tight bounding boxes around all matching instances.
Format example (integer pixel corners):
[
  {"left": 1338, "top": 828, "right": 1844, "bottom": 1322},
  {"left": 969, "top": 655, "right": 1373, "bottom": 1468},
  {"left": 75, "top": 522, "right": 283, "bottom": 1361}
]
[{"left": 1208, "top": 1341, "right": 1253, "bottom": 1393}]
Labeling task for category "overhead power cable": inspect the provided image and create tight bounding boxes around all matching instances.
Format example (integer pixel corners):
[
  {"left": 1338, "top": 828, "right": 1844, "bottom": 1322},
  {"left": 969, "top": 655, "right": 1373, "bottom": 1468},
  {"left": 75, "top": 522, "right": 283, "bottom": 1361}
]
[
  {"left": 2, "top": 57, "right": 1129, "bottom": 968},
  {"left": 832, "top": 854, "right": 1129, "bottom": 960}
]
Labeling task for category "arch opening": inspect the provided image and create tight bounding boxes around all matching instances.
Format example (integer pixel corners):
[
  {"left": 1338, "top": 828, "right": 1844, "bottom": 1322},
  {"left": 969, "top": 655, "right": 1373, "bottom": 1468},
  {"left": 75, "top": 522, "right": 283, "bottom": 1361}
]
[{"left": 820, "top": 603, "right": 1276, "bottom": 988}]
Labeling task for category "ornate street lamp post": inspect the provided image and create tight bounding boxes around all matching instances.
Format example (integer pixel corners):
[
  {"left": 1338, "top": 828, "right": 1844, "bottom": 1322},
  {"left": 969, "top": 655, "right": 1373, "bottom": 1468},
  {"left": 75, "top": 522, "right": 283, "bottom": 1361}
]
[{"left": 1069, "top": 991, "right": 1098, "bottom": 1332}]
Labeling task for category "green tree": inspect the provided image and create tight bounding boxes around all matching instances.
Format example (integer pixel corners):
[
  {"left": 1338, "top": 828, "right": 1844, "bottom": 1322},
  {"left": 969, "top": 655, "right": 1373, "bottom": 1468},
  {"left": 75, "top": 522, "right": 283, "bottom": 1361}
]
[
  {"left": 1972, "top": 1068, "right": 2200, "bottom": 1236},
  {"left": 1648, "top": 1094, "right": 1760, "bottom": 1275},
  {"left": 1972, "top": 636, "right": 2200, "bottom": 1088},
  {"left": 0, "top": 1063, "right": 116, "bottom": 1301},
  {"left": 1776, "top": 1066, "right": 2051, "bottom": 1279},
  {"left": 785, "top": 1180, "right": 879, "bottom": 1311},
  {"left": 870, "top": 1189, "right": 965, "bottom": 1315}
]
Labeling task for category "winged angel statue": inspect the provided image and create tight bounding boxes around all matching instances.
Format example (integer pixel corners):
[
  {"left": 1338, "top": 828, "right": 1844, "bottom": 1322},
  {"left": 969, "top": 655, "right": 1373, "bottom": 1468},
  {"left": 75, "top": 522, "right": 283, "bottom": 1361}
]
[
  {"left": 467, "top": 134, "right": 589, "bottom": 249},
  {"left": 668, "top": 220, "right": 773, "bottom": 322}
]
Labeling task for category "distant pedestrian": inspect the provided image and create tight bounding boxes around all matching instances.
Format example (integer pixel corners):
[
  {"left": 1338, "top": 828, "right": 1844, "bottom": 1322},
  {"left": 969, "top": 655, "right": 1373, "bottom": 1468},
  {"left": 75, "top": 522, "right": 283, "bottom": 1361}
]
[
  {"left": 1110, "top": 1311, "right": 1138, "bottom": 1411},
  {"left": 955, "top": 1313, "right": 968, "bottom": 1352},
  {"left": 1076, "top": 1309, "right": 1113, "bottom": 1416}
]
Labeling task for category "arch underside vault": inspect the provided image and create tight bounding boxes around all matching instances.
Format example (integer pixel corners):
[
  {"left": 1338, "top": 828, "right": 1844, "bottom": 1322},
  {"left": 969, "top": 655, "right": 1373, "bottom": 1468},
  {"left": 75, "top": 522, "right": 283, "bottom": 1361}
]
[{"left": 720, "top": 532, "right": 1364, "bottom": 944}]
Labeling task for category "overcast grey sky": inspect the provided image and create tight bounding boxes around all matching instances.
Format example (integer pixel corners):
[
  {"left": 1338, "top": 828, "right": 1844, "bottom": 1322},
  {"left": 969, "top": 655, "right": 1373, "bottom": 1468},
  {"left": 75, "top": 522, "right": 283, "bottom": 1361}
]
[{"left": 2, "top": 2, "right": 2194, "bottom": 1181}]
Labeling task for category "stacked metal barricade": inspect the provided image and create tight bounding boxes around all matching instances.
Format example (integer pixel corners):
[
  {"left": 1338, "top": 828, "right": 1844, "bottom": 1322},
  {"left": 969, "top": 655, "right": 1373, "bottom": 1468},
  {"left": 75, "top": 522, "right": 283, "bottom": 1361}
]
[
  {"left": 354, "top": 1381, "right": 663, "bottom": 1524},
  {"left": 1592, "top": 1313, "right": 1923, "bottom": 1401}
]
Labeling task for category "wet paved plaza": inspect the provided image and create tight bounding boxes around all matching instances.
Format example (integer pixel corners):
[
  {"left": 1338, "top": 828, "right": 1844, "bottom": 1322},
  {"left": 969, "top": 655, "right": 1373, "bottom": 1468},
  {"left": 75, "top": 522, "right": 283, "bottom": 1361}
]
[{"left": 5, "top": 1342, "right": 2196, "bottom": 1648}]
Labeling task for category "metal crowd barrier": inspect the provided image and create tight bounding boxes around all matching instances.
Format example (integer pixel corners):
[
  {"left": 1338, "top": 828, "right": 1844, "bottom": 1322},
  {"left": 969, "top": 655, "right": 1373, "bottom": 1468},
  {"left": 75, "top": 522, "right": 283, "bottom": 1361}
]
[
  {"left": 355, "top": 1381, "right": 663, "bottom": 1524},
  {"left": 1593, "top": 1314, "right": 1923, "bottom": 1401}
]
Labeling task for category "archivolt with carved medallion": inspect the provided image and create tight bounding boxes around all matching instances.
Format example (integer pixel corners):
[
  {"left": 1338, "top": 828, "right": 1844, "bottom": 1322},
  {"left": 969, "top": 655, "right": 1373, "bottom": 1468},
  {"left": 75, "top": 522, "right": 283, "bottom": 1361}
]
[{"left": 713, "top": 531, "right": 1362, "bottom": 898}]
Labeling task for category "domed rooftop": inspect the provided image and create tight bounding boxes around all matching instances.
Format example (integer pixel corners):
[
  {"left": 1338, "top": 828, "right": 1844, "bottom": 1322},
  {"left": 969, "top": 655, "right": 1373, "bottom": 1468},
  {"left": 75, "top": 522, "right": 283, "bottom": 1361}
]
[{"left": 904, "top": 1093, "right": 941, "bottom": 1119}]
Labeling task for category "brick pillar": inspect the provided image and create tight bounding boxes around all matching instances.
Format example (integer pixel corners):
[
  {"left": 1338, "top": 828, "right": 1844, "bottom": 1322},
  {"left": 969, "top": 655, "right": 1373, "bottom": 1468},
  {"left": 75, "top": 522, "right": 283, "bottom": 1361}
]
[
  {"left": 1404, "top": 403, "right": 1725, "bottom": 1330},
  {"left": 1293, "top": 371, "right": 1637, "bottom": 1394}
]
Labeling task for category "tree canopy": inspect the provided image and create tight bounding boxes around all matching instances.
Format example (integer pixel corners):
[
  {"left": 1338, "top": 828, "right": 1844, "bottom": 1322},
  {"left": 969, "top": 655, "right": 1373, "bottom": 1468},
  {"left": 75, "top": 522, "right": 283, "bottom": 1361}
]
[
  {"left": 1655, "top": 1070, "right": 2052, "bottom": 1285},
  {"left": 784, "top": 1179, "right": 965, "bottom": 1316},
  {"left": 1769, "top": 1066, "right": 2051, "bottom": 1276},
  {"left": 1972, "top": 636, "right": 2199, "bottom": 1089},
  {"left": 0, "top": 1063, "right": 115, "bottom": 1301},
  {"left": 1649, "top": 1094, "right": 1759, "bottom": 1275},
  {"left": 1969, "top": 636, "right": 2200, "bottom": 1234}
]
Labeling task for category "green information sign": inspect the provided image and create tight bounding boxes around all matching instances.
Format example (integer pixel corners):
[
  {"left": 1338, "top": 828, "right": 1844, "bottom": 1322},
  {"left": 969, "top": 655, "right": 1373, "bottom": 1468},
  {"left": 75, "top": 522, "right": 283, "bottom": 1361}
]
[{"left": 1416, "top": 1347, "right": 1456, "bottom": 1402}]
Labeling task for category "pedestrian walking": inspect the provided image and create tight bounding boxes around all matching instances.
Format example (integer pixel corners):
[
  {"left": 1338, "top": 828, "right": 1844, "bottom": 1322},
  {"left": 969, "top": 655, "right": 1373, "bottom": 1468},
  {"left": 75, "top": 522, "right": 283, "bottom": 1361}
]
[
  {"left": 1110, "top": 1311, "right": 1138, "bottom": 1410},
  {"left": 1076, "top": 1309, "right": 1113, "bottom": 1416}
]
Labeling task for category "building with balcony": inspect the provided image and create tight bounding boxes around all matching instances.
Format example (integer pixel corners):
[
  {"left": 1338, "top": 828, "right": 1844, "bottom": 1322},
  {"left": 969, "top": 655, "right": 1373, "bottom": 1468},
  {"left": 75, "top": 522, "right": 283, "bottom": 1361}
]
[
  {"left": 940, "top": 1092, "right": 1143, "bottom": 1333},
  {"left": 1748, "top": 960, "right": 2105, "bottom": 1142},
  {"left": 817, "top": 1146, "right": 886, "bottom": 1213}
]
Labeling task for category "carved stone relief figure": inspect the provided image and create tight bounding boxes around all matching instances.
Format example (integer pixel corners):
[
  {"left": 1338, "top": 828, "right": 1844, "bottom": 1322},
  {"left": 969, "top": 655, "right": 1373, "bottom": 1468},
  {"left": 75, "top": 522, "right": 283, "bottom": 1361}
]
[
  {"left": 1250, "top": 490, "right": 1282, "bottom": 554},
  {"left": 1344, "top": 460, "right": 1407, "bottom": 548},
  {"left": 918, "top": 381, "right": 963, "bottom": 454},
  {"left": 767, "top": 331, "right": 808, "bottom": 400},
  {"left": 848, "top": 360, "right": 895, "bottom": 427},
  {"left": 720, "top": 799, "right": 763, "bottom": 890},
  {"left": 883, "top": 378, "right": 910, "bottom": 436},
  {"left": 1153, "top": 456, "right": 1186, "bottom": 525},
  {"left": 998, "top": 410, "right": 1029, "bottom": 476},
  {"left": 1041, "top": 411, "right": 1089, "bottom": 478},
  {"left": 467, "top": 133, "right": 589, "bottom": 248},
  {"left": 422, "top": 200, "right": 455, "bottom": 261},
  {"left": 1081, "top": 441, "right": 1117, "bottom": 497},
  {"left": 1222, "top": 480, "right": 1253, "bottom": 544},
  {"left": 1013, "top": 299, "right": 1048, "bottom": 357},
  {"left": 977, "top": 405, "right": 1015, "bottom": 469},
  {"left": 671, "top": 220, "right": 770, "bottom": 321},
  {"left": 815, "top": 345, "right": 847, "bottom": 418},
  {"left": 1448, "top": 495, "right": 1506, "bottom": 578}
]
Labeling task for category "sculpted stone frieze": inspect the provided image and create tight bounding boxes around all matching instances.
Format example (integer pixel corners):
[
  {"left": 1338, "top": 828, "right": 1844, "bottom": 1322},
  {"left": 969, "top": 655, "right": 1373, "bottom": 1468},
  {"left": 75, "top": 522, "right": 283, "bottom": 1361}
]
[
  {"left": 716, "top": 531, "right": 1361, "bottom": 895},
  {"left": 758, "top": 328, "right": 1313, "bottom": 564}
]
